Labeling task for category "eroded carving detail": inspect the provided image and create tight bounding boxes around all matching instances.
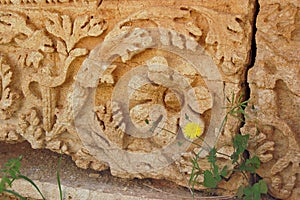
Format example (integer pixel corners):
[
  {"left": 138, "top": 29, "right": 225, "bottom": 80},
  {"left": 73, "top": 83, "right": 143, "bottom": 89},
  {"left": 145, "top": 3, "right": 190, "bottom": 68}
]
[
  {"left": 0, "top": 55, "right": 17, "bottom": 119},
  {"left": 243, "top": 1, "right": 300, "bottom": 199},
  {"left": 0, "top": 123, "right": 23, "bottom": 143},
  {"left": 0, "top": 0, "right": 257, "bottom": 195},
  {"left": 17, "top": 108, "right": 46, "bottom": 148},
  {"left": 0, "top": 9, "right": 108, "bottom": 169},
  {"left": 73, "top": 22, "right": 235, "bottom": 191}
]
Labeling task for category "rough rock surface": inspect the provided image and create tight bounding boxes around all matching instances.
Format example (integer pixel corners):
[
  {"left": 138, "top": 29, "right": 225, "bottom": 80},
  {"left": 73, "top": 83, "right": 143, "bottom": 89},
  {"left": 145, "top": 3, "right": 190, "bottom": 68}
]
[
  {"left": 1, "top": 142, "right": 228, "bottom": 200},
  {"left": 242, "top": 0, "right": 300, "bottom": 199},
  {"left": 1, "top": 0, "right": 298, "bottom": 199}
]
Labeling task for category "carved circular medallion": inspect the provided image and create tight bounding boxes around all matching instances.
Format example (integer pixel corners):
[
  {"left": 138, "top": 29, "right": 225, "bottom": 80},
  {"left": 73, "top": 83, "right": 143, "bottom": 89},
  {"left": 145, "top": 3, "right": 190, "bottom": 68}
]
[{"left": 73, "top": 26, "right": 225, "bottom": 174}]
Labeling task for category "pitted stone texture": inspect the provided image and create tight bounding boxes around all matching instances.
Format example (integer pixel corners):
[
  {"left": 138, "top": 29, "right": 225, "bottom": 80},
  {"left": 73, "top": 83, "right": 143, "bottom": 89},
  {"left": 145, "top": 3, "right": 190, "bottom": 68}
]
[
  {"left": 73, "top": 0, "right": 255, "bottom": 193},
  {"left": 242, "top": 0, "right": 300, "bottom": 199},
  {"left": 0, "top": 0, "right": 255, "bottom": 195}
]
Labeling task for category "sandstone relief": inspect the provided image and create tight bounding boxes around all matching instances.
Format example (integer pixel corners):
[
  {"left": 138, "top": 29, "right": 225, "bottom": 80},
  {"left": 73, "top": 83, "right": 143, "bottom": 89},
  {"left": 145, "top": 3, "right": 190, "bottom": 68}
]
[
  {"left": 0, "top": 4, "right": 108, "bottom": 171},
  {"left": 242, "top": 0, "right": 300, "bottom": 199},
  {"left": 1, "top": 0, "right": 298, "bottom": 199}
]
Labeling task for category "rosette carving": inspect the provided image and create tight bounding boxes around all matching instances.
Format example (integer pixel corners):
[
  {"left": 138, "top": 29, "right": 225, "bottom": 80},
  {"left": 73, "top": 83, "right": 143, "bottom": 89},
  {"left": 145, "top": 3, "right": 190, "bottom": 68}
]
[{"left": 73, "top": 22, "right": 226, "bottom": 188}]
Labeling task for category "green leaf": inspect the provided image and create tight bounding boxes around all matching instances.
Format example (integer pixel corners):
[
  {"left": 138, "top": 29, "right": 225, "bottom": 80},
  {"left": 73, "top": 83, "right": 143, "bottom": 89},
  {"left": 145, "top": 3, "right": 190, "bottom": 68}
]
[
  {"left": 251, "top": 183, "right": 262, "bottom": 200},
  {"left": 242, "top": 180, "right": 268, "bottom": 200},
  {"left": 145, "top": 119, "right": 149, "bottom": 124},
  {"left": 57, "top": 153, "right": 63, "bottom": 200},
  {"left": 240, "top": 156, "right": 261, "bottom": 173},
  {"left": 215, "top": 174, "right": 222, "bottom": 182},
  {"left": 0, "top": 178, "right": 6, "bottom": 192},
  {"left": 231, "top": 93, "right": 235, "bottom": 104},
  {"left": 243, "top": 186, "right": 253, "bottom": 196},
  {"left": 190, "top": 157, "right": 201, "bottom": 172},
  {"left": 231, "top": 152, "right": 239, "bottom": 164},
  {"left": 3, "top": 176, "right": 12, "bottom": 187},
  {"left": 220, "top": 165, "right": 228, "bottom": 177},
  {"left": 8, "top": 170, "right": 17, "bottom": 179},
  {"left": 246, "top": 156, "right": 260, "bottom": 166},
  {"left": 207, "top": 147, "right": 217, "bottom": 164},
  {"left": 3, "top": 189, "right": 26, "bottom": 200},
  {"left": 18, "top": 175, "right": 46, "bottom": 200},
  {"left": 189, "top": 156, "right": 204, "bottom": 192},
  {"left": 212, "top": 164, "right": 222, "bottom": 182},
  {"left": 240, "top": 163, "right": 255, "bottom": 173},
  {"left": 233, "top": 134, "right": 249, "bottom": 155},
  {"left": 212, "top": 163, "right": 219, "bottom": 175},
  {"left": 236, "top": 186, "right": 244, "bottom": 198},
  {"left": 203, "top": 170, "right": 218, "bottom": 188},
  {"left": 258, "top": 180, "right": 268, "bottom": 194},
  {"left": 246, "top": 156, "right": 260, "bottom": 169},
  {"left": 244, "top": 196, "right": 253, "bottom": 200}
]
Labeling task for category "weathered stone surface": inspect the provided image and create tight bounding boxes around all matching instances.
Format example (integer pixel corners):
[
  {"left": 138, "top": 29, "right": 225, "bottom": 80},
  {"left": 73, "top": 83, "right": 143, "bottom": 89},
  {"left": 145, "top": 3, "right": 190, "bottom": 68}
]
[
  {"left": 1, "top": 142, "right": 218, "bottom": 200},
  {"left": 0, "top": 0, "right": 255, "bottom": 196},
  {"left": 242, "top": 0, "right": 300, "bottom": 199}
]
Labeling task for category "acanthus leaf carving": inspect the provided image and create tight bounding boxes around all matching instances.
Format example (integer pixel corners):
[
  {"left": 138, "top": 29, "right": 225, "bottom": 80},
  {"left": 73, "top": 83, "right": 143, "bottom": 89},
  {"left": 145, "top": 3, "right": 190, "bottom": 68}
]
[
  {"left": 0, "top": 12, "right": 33, "bottom": 44},
  {"left": 4, "top": 11, "right": 108, "bottom": 135},
  {"left": 45, "top": 12, "right": 107, "bottom": 52}
]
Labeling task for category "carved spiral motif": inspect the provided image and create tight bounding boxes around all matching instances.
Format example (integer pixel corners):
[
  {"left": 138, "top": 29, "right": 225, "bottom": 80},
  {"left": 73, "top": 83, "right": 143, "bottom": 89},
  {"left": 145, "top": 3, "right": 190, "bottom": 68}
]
[{"left": 72, "top": 27, "right": 225, "bottom": 174}]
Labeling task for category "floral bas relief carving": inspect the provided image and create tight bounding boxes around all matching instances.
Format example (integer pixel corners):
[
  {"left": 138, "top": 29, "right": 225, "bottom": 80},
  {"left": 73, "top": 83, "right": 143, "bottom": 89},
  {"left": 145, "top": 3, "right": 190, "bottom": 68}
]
[
  {"left": 0, "top": 0, "right": 257, "bottom": 195},
  {"left": 73, "top": 25, "right": 226, "bottom": 179},
  {"left": 72, "top": 18, "right": 256, "bottom": 192},
  {"left": 0, "top": 7, "right": 108, "bottom": 170},
  {"left": 242, "top": 115, "right": 300, "bottom": 199},
  {"left": 243, "top": 0, "right": 300, "bottom": 199}
]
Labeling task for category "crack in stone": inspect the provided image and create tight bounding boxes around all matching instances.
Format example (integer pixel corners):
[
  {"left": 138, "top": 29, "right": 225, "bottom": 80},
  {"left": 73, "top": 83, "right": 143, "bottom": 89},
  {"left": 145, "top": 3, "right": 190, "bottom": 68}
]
[
  {"left": 244, "top": 0, "right": 260, "bottom": 102},
  {"left": 240, "top": 0, "right": 260, "bottom": 184},
  {"left": 97, "top": 0, "right": 104, "bottom": 8}
]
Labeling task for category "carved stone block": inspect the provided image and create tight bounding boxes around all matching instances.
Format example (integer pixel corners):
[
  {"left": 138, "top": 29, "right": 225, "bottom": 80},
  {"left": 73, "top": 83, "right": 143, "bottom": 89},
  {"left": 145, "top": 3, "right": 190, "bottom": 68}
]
[
  {"left": 0, "top": 0, "right": 256, "bottom": 195},
  {"left": 242, "top": 0, "right": 300, "bottom": 199}
]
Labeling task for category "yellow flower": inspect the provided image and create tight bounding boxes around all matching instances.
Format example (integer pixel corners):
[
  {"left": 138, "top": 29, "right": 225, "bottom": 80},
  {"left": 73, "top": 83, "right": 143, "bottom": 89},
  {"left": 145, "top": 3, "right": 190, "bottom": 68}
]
[{"left": 183, "top": 122, "right": 202, "bottom": 139}]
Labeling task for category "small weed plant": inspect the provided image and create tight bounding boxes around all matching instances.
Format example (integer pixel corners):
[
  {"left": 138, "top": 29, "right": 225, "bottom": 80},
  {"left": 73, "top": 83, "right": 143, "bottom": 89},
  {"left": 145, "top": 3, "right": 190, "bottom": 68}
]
[
  {"left": 188, "top": 93, "right": 268, "bottom": 200},
  {"left": 0, "top": 154, "right": 63, "bottom": 200}
]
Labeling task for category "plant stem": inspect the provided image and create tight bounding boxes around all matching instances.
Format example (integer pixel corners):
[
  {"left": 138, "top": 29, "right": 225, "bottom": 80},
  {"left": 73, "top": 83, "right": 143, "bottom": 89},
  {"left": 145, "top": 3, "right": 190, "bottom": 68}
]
[
  {"left": 3, "top": 189, "right": 26, "bottom": 200},
  {"left": 57, "top": 153, "right": 63, "bottom": 200},
  {"left": 18, "top": 175, "right": 46, "bottom": 200}
]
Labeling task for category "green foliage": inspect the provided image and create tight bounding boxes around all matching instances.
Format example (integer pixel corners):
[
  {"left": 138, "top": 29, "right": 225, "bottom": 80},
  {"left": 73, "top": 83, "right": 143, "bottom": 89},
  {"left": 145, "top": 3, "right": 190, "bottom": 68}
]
[
  {"left": 189, "top": 93, "right": 268, "bottom": 199},
  {"left": 0, "top": 154, "right": 63, "bottom": 200},
  {"left": 0, "top": 156, "right": 46, "bottom": 200},
  {"left": 57, "top": 154, "right": 63, "bottom": 200},
  {"left": 225, "top": 93, "right": 249, "bottom": 122},
  {"left": 237, "top": 180, "right": 268, "bottom": 200},
  {"left": 202, "top": 147, "right": 228, "bottom": 189},
  {"left": 239, "top": 156, "right": 260, "bottom": 173},
  {"left": 231, "top": 134, "right": 250, "bottom": 163}
]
